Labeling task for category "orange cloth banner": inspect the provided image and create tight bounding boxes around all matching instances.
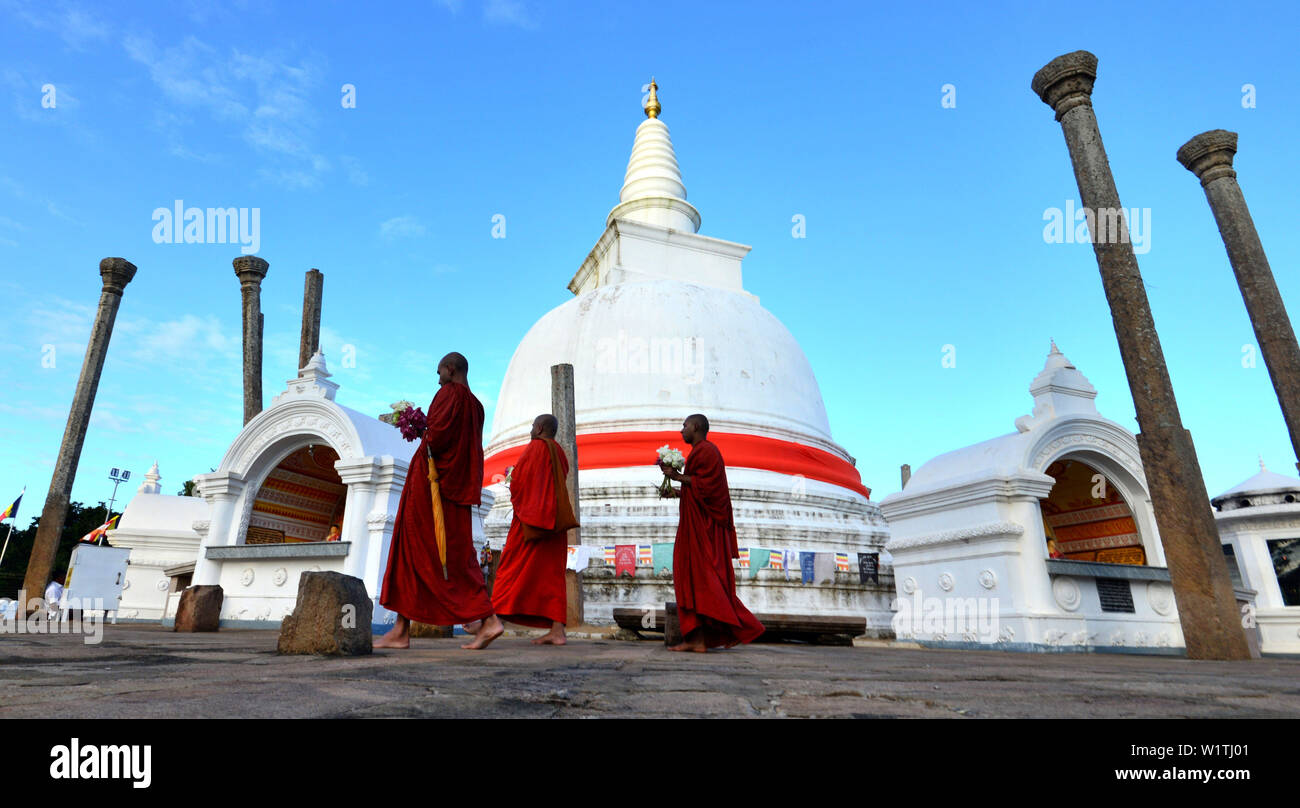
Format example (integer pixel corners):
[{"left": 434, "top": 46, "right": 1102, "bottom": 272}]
[{"left": 485, "top": 430, "right": 870, "bottom": 499}]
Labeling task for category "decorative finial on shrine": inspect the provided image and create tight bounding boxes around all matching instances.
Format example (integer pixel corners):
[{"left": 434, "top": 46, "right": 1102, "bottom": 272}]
[
  {"left": 1260, "top": 454, "right": 1267, "bottom": 472},
  {"left": 1050, "top": 339, "right": 1061, "bottom": 354},
  {"left": 645, "top": 77, "right": 661, "bottom": 119}
]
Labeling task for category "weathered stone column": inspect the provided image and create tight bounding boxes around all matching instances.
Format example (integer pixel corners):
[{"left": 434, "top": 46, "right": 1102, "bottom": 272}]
[
  {"left": 551, "top": 363, "right": 583, "bottom": 627},
  {"left": 299, "top": 268, "right": 323, "bottom": 372},
  {"left": 1178, "top": 130, "right": 1300, "bottom": 475},
  {"left": 233, "top": 256, "right": 269, "bottom": 425},
  {"left": 900, "top": 464, "right": 911, "bottom": 489},
  {"left": 21, "top": 258, "right": 136, "bottom": 614},
  {"left": 1033, "top": 51, "right": 1250, "bottom": 660}
]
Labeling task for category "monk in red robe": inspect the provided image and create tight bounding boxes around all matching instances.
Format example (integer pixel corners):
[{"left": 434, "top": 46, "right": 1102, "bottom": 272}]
[
  {"left": 491, "top": 414, "right": 578, "bottom": 645},
  {"left": 658, "top": 413, "right": 765, "bottom": 652},
  {"left": 376, "top": 352, "right": 505, "bottom": 650}
]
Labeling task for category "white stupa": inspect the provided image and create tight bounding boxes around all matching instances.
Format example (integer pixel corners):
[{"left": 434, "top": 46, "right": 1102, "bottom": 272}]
[{"left": 483, "top": 81, "right": 891, "bottom": 628}]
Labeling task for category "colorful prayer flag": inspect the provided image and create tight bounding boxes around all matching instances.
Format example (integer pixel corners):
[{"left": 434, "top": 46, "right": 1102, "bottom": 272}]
[
  {"left": 835, "top": 552, "right": 851, "bottom": 572},
  {"left": 738, "top": 548, "right": 751, "bottom": 569},
  {"left": 769, "top": 549, "right": 784, "bottom": 570},
  {"left": 637, "top": 544, "right": 653, "bottom": 566},
  {"left": 80, "top": 513, "right": 120, "bottom": 544},
  {"left": 614, "top": 544, "right": 637, "bottom": 577},
  {"left": 604, "top": 545, "right": 616, "bottom": 564},
  {"left": 0, "top": 489, "right": 22, "bottom": 522}
]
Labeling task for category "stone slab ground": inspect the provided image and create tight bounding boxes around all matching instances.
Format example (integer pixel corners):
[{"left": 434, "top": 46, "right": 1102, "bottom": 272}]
[{"left": 2, "top": 624, "right": 1297, "bottom": 718}]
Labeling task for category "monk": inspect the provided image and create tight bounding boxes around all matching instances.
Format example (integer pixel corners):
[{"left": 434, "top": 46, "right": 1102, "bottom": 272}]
[
  {"left": 490, "top": 414, "right": 578, "bottom": 645},
  {"left": 376, "top": 352, "right": 505, "bottom": 650},
  {"left": 658, "top": 413, "right": 765, "bottom": 652}
]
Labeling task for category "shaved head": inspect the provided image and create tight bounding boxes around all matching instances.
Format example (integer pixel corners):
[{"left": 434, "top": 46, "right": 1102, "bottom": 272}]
[
  {"left": 441, "top": 352, "right": 468, "bottom": 375},
  {"left": 534, "top": 413, "right": 558, "bottom": 438},
  {"left": 685, "top": 413, "right": 709, "bottom": 434}
]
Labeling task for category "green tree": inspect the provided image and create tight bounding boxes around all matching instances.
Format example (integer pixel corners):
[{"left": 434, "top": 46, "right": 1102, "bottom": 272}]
[{"left": 0, "top": 501, "right": 113, "bottom": 600}]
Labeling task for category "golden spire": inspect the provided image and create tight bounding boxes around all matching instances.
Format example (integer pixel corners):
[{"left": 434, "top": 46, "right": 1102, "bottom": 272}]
[{"left": 645, "top": 77, "right": 660, "bottom": 119}]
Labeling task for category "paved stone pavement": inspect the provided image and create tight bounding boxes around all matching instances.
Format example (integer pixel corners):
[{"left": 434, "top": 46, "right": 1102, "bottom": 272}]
[{"left": 2, "top": 624, "right": 1298, "bottom": 718}]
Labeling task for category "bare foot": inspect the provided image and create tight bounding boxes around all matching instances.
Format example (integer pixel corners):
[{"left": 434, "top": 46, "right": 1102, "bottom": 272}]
[
  {"left": 374, "top": 617, "right": 410, "bottom": 649},
  {"left": 461, "top": 615, "right": 504, "bottom": 650},
  {"left": 667, "top": 640, "right": 707, "bottom": 653},
  {"left": 463, "top": 620, "right": 483, "bottom": 635},
  {"left": 532, "top": 623, "right": 566, "bottom": 645}
]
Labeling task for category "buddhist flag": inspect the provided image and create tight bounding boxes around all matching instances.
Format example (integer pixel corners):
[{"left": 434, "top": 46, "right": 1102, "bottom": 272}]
[
  {"left": 738, "top": 548, "right": 750, "bottom": 569},
  {"left": 603, "top": 545, "right": 616, "bottom": 565},
  {"left": 0, "top": 489, "right": 22, "bottom": 522},
  {"left": 835, "top": 552, "right": 852, "bottom": 572},
  {"left": 81, "top": 514, "right": 120, "bottom": 544},
  {"left": 769, "top": 549, "right": 784, "bottom": 570},
  {"left": 637, "top": 544, "right": 653, "bottom": 566}
]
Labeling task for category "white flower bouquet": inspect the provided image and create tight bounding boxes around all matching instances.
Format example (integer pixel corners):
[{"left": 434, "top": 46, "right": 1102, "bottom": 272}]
[{"left": 656, "top": 444, "right": 685, "bottom": 497}]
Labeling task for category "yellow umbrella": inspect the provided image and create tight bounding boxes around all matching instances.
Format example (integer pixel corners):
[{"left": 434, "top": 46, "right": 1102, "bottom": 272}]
[{"left": 426, "top": 446, "right": 449, "bottom": 580}]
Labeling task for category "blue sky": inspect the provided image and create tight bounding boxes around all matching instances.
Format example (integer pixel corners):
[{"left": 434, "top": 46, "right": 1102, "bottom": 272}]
[{"left": 1, "top": 0, "right": 1298, "bottom": 524}]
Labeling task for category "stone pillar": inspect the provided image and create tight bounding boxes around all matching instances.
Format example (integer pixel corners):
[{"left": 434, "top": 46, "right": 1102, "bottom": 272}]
[
  {"left": 21, "top": 258, "right": 136, "bottom": 615},
  {"left": 551, "top": 363, "right": 583, "bottom": 627},
  {"left": 1178, "top": 130, "right": 1300, "bottom": 475},
  {"left": 1032, "top": 51, "right": 1250, "bottom": 660},
  {"left": 234, "top": 255, "right": 269, "bottom": 425},
  {"left": 299, "top": 269, "right": 323, "bottom": 372},
  {"left": 900, "top": 464, "right": 911, "bottom": 489}
]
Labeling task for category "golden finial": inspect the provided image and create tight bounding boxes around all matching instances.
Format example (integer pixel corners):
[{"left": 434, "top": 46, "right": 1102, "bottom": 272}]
[{"left": 645, "top": 77, "right": 661, "bottom": 119}]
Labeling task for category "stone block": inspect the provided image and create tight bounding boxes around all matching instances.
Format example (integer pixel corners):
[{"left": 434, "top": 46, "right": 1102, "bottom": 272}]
[
  {"left": 410, "top": 622, "right": 455, "bottom": 638},
  {"left": 174, "top": 585, "right": 223, "bottom": 632},
  {"left": 278, "top": 572, "right": 373, "bottom": 655},
  {"left": 664, "top": 601, "right": 683, "bottom": 647}
]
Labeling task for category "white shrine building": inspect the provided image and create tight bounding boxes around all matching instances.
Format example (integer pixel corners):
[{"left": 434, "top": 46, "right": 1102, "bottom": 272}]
[
  {"left": 112, "top": 462, "right": 208, "bottom": 621},
  {"left": 878, "top": 343, "right": 1260, "bottom": 655},
  {"left": 117, "top": 352, "right": 486, "bottom": 628},
  {"left": 1214, "top": 463, "right": 1300, "bottom": 655},
  {"left": 481, "top": 82, "right": 892, "bottom": 629}
]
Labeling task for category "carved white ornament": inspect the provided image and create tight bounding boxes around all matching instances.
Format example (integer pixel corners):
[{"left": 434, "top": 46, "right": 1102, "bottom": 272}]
[
  {"left": 121, "top": 579, "right": 131, "bottom": 590},
  {"left": 1033, "top": 433, "right": 1143, "bottom": 481},
  {"left": 237, "top": 414, "right": 353, "bottom": 471},
  {"left": 1044, "top": 629, "right": 1066, "bottom": 646},
  {"left": 1156, "top": 633, "right": 1172, "bottom": 648},
  {"left": 937, "top": 572, "right": 954, "bottom": 592},
  {"left": 886, "top": 521, "right": 1024, "bottom": 552},
  {"left": 273, "top": 568, "right": 288, "bottom": 587},
  {"left": 1147, "top": 582, "right": 1174, "bottom": 616},
  {"left": 367, "top": 511, "right": 394, "bottom": 529},
  {"left": 998, "top": 625, "right": 1015, "bottom": 643},
  {"left": 155, "top": 579, "right": 169, "bottom": 591},
  {"left": 901, "top": 576, "right": 918, "bottom": 595},
  {"left": 1110, "top": 631, "right": 1125, "bottom": 646},
  {"left": 240, "top": 568, "right": 255, "bottom": 587},
  {"left": 1052, "top": 577, "right": 1082, "bottom": 611},
  {"left": 978, "top": 569, "right": 997, "bottom": 590}
]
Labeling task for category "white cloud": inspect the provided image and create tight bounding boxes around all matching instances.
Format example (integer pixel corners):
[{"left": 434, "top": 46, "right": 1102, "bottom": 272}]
[
  {"left": 484, "top": 0, "right": 537, "bottom": 28},
  {"left": 124, "top": 34, "right": 331, "bottom": 190},
  {"left": 380, "top": 215, "right": 427, "bottom": 240},
  {"left": 4, "top": 1, "right": 111, "bottom": 50}
]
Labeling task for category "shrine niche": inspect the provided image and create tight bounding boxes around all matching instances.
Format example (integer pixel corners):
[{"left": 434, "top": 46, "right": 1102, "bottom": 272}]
[
  {"left": 245, "top": 445, "right": 346, "bottom": 544},
  {"left": 1040, "top": 458, "right": 1145, "bottom": 565}
]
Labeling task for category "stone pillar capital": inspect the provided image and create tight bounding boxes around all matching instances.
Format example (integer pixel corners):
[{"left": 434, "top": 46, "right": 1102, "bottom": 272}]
[
  {"left": 1177, "top": 129, "right": 1238, "bottom": 186},
  {"left": 1032, "top": 50, "right": 1098, "bottom": 121},
  {"left": 233, "top": 255, "right": 270, "bottom": 285},
  {"left": 99, "top": 257, "right": 137, "bottom": 295}
]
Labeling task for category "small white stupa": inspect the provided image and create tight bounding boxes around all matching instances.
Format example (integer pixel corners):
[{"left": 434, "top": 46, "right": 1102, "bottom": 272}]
[{"left": 1214, "top": 458, "right": 1300, "bottom": 655}]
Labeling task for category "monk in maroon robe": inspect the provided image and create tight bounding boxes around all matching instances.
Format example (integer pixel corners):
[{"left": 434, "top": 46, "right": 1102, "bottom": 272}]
[
  {"left": 491, "top": 414, "right": 578, "bottom": 645},
  {"left": 376, "top": 352, "right": 504, "bottom": 650},
  {"left": 658, "top": 413, "right": 765, "bottom": 652}
]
